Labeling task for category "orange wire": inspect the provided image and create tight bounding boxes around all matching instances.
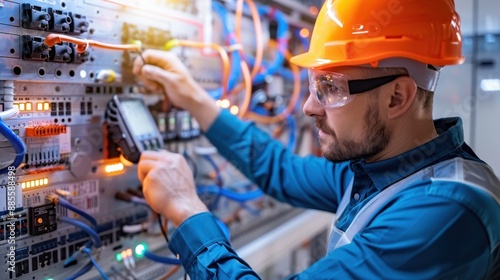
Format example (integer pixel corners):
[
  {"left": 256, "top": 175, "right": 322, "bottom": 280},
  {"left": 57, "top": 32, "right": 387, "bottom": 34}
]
[
  {"left": 175, "top": 40, "right": 230, "bottom": 100},
  {"left": 245, "top": 46, "right": 301, "bottom": 124},
  {"left": 238, "top": 60, "right": 252, "bottom": 118},
  {"left": 245, "top": 0, "right": 264, "bottom": 79},
  {"left": 44, "top": 34, "right": 140, "bottom": 53},
  {"left": 235, "top": 0, "right": 244, "bottom": 42},
  {"left": 231, "top": 0, "right": 264, "bottom": 96}
]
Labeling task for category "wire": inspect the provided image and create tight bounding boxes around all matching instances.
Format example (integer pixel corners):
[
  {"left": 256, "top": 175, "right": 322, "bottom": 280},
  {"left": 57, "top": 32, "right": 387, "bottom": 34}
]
[
  {"left": 245, "top": 4, "right": 289, "bottom": 84},
  {"left": 246, "top": 46, "right": 301, "bottom": 124},
  {"left": 212, "top": 1, "right": 242, "bottom": 97},
  {"left": 43, "top": 34, "right": 140, "bottom": 53},
  {"left": 158, "top": 215, "right": 170, "bottom": 243},
  {"left": 183, "top": 150, "right": 198, "bottom": 179},
  {"left": 202, "top": 155, "right": 223, "bottom": 186},
  {"left": 143, "top": 250, "right": 181, "bottom": 265},
  {"left": 0, "top": 108, "right": 19, "bottom": 120},
  {"left": 57, "top": 197, "right": 98, "bottom": 229},
  {"left": 0, "top": 119, "right": 26, "bottom": 174},
  {"left": 229, "top": 0, "right": 264, "bottom": 96},
  {"left": 164, "top": 39, "right": 230, "bottom": 100},
  {"left": 60, "top": 217, "right": 101, "bottom": 248},
  {"left": 197, "top": 185, "right": 263, "bottom": 202},
  {"left": 82, "top": 247, "right": 109, "bottom": 280},
  {"left": 238, "top": 59, "right": 252, "bottom": 118}
]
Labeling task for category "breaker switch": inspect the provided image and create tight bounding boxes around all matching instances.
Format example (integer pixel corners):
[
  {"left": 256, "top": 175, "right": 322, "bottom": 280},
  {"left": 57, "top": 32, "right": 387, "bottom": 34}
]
[
  {"left": 22, "top": 36, "right": 49, "bottom": 61},
  {"left": 49, "top": 8, "right": 72, "bottom": 33},
  {"left": 69, "top": 12, "right": 89, "bottom": 34},
  {"left": 49, "top": 42, "right": 73, "bottom": 63},
  {"left": 22, "top": 4, "right": 50, "bottom": 31}
]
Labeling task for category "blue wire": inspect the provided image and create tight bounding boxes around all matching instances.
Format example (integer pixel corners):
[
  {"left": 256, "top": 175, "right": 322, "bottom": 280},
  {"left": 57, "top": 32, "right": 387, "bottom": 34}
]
[
  {"left": 82, "top": 247, "right": 109, "bottom": 280},
  {"left": 60, "top": 217, "right": 101, "bottom": 248},
  {"left": 58, "top": 198, "right": 98, "bottom": 229},
  {"left": 65, "top": 261, "right": 94, "bottom": 280},
  {"left": 143, "top": 250, "right": 182, "bottom": 265},
  {"left": 202, "top": 155, "right": 223, "bottom": 186},
  {"left": 209, "top": 1, "right": 242, "bottom": 99},
  {"left": 0, "top": 119, "right": 26, "bottom": 174},
  {"left": 197, "top": 185, "right": 263, "bottom": 202},
  {"left": 245, "top": 4, "right": 289, "bottom": 84}
]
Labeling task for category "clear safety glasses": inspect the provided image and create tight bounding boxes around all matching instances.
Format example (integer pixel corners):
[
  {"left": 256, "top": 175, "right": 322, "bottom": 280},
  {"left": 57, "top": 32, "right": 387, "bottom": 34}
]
[{"left": 308, "top": 69, "right": 407, "bottom": 108}]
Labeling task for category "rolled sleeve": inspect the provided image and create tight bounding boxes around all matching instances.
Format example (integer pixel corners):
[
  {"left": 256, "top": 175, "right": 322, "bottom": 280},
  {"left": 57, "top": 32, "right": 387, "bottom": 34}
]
[{"left": 169, "top": 212, "right": 228, "bottom": 269}]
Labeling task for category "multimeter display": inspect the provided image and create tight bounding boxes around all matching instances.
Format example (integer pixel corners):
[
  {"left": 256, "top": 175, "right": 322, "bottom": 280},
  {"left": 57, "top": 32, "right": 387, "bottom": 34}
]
[
  {"left": 120, "top": 100, "right": 157, "bottom": 137},
  {"left": 105, "top": 96, "right": 164, "bottom": 163}
]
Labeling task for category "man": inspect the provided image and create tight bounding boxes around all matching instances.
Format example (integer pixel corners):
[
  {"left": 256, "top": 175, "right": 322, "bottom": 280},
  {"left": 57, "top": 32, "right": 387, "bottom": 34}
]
[{"left": 133, "top": 0, "right": 500, "bottom": 279}]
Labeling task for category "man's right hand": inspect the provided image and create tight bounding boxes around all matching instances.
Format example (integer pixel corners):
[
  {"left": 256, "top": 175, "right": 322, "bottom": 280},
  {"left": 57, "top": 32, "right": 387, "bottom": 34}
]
[{"left": 132, "top": 49, "right": 221, "bottom": 131}]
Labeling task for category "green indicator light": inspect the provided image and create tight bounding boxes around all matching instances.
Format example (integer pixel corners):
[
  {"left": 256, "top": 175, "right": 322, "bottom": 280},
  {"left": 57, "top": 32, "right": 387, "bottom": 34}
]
[
  {"left": 115, "top": 253, "right": 123, "bottom": 262},
  {"left": 135, "top": 243, "right": 147, "bottom": 257}
]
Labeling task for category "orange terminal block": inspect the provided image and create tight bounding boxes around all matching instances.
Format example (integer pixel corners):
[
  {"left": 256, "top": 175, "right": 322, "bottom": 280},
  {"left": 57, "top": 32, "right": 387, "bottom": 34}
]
[{"left": 26, "top": 124, "right": 67, "bottom": 137}]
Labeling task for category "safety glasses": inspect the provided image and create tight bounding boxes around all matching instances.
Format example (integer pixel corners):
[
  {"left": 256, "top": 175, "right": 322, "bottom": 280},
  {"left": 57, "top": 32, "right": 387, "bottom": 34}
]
[{"left": 308, "top": 69, "right": 407, "bottom": 108}]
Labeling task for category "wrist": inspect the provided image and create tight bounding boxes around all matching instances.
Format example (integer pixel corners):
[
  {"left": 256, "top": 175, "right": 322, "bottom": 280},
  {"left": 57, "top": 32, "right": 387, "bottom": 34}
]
[
  {"left": 184, "top": 85, "right": 221, "bottom": 131},
  {"left": 168, "top": 201, "right": 209, "bottom": 228}
]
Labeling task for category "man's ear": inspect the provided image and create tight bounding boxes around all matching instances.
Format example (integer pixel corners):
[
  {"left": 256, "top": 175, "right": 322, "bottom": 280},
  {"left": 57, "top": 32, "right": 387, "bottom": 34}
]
[{"left": 387, "top": 77, "right": 417, "bottom": 119}]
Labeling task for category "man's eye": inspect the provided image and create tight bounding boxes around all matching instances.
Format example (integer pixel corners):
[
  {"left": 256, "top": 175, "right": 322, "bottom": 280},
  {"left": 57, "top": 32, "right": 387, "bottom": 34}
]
[{"left": 319, "top": 81, "right": 339, "bottom": 93}]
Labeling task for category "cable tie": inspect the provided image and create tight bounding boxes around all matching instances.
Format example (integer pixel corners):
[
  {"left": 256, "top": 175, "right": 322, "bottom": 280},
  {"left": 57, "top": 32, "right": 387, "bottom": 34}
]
[
  {"left": 82, "top": 38, "right": 90, "bottom": 52},
  {"left": 226, "top": 44, "right": 243, "bottom": 52}
]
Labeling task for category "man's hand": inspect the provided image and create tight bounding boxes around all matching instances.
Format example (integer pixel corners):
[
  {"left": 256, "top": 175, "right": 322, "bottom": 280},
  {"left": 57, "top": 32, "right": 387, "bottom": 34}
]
[
  {"left": 138, "top": 150, "right": 208, "bottom": 227},
  {"left": 132, "top": 49, "right": 220, "bottom": 131}
]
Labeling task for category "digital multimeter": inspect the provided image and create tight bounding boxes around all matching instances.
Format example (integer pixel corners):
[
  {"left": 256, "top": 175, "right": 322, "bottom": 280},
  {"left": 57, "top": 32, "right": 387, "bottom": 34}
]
[{"left": 105, "top": 95, "right": 164, "bottom": 163}]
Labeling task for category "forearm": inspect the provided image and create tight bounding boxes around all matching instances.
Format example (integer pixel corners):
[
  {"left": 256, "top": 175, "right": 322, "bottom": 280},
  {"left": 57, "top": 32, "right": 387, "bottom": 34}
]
[{"left": 182, "top": 83, "right": 221, "bottom": 132}]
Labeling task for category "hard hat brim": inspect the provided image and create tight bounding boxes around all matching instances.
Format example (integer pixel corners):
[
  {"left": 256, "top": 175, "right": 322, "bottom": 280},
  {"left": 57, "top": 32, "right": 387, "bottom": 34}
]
[{"left": 290, "top": 52, "right": 332, "bottom": 69}]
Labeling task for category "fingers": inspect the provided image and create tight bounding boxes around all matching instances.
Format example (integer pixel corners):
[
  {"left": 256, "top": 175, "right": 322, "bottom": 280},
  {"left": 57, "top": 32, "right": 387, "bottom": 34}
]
[
  {"left": 137, "top": 159, "right": 158, "bottom": 183},
  {"left": 141, "top": 65, "right": 177, "bottom": 85},
  {"left": 141, "top": 150, "right": 174, "bottom": 160},
  {"left": 138, "top": 150, "right": 179, "bottom": 182}
]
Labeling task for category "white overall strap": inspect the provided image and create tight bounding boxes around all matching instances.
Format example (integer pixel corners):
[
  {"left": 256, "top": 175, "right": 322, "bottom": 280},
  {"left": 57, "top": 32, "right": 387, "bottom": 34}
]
[
  {"left": 336, "top": 167, "right": 433, "bottom": 248},
  {"left": 326, "top": 178, "right": 354, "bottom": 253},
  {"left": 333, "top": 158, "right": 500, "bottom": 251},
  {"left": 336, "top": 178, "right": 355, "bottom": 221}
]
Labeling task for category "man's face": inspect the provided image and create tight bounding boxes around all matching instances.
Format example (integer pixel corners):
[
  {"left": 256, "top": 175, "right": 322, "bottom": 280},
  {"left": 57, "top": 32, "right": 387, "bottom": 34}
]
[{"left": 304, "top": 67, "right": 392, "bottom": 163}]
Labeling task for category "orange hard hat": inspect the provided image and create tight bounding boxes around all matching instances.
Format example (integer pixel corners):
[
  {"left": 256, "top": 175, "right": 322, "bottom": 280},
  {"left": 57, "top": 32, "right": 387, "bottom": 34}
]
[{"left": 291, "top": 0, "right": 464, "bottom": 69}]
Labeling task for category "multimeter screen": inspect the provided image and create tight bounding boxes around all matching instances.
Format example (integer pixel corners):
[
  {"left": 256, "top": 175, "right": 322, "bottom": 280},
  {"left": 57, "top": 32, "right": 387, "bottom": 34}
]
[{"left": 120, "top": 100, "right": 157, "bottom": 137}]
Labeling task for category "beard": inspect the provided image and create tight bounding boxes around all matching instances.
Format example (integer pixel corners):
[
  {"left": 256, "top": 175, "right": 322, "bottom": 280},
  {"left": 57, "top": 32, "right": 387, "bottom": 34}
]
[{"left": 315, "top": 103, "right": 391, "bottom": 163}]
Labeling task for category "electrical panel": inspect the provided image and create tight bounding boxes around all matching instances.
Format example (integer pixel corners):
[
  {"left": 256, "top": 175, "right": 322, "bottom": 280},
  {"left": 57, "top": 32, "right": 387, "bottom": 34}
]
[{"left": 0, "top": 0, "right": 318, "bottom": 279}]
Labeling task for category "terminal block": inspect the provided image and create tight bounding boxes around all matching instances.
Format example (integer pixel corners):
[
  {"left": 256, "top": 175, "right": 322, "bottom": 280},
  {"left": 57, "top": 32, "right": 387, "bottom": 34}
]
[
  {"left": 22, "top": 36, "right": 49, "bottom": 61},
  {"left": 22, "top": 3, "right": 50, "bottom": 31},
  {"left": 49, "top": 42, "right": 73, "bottom": 63},
  {"left": 26, "top": 124, "right": 67, "bottom": 137},
  {"left": 48, "top": 8, "right": 72, "bottom": 33},
  {"left": 69, "top": 12, "right": 89, "bottom": 34}
]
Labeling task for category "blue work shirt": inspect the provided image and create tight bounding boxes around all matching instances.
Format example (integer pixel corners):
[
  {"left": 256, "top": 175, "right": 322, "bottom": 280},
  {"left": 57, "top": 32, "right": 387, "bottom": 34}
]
[{"left": 169, "top": 109, "right": 500, "bottom": 279}]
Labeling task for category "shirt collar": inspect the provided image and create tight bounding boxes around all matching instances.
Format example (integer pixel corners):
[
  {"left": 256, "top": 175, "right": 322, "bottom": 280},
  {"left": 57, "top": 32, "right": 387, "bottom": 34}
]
[{"left": 350, "top": 117, "right": 465, "bottom": 190}]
